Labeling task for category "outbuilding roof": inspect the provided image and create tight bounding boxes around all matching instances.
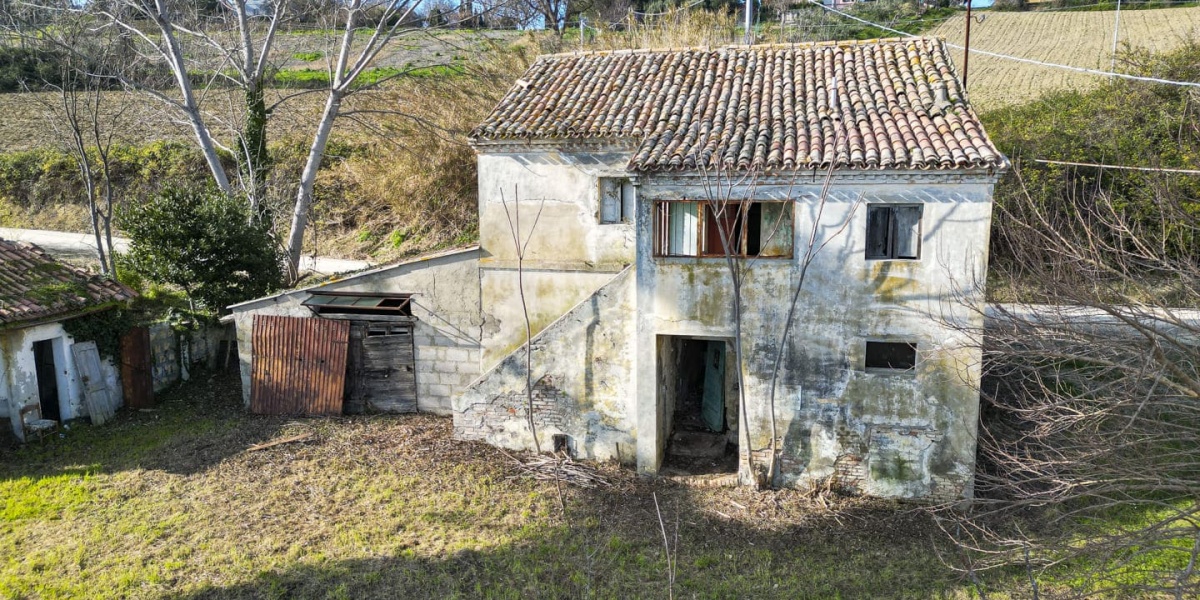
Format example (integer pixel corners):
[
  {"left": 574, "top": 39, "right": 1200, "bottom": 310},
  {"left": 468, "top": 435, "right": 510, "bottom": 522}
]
[
  {"left": 0, "top": 239, "right": 136, "bottom": 327},
  {"left": 471, "top": 37, "right": 1005, "bottom": 173}
]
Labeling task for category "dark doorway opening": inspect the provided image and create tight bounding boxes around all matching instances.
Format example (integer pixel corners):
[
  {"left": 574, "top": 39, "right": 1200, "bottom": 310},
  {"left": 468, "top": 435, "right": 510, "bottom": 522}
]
[
  {"left": 660, "top": 336, "right": 737, "bottom": 475},
  {"left": 33, "top": 339, "right": 61, "bottom": 422}
]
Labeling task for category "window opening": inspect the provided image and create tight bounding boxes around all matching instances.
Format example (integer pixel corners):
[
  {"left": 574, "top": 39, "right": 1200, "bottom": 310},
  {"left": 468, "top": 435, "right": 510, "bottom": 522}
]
[
  {"left": 864, "top": 341, "right": 917, "bottom": 371},
  {"left": 866, "top": 204, "right": 922, "bottom": 260},
  {"left": 655, "top": 201, "right": 792, "bottom": 258},
  {"left": 599, "top": 177, "right": 633, "bottom": 224},
  {"left": 303, "top": 292, "right": 413, "bottom": 317}
]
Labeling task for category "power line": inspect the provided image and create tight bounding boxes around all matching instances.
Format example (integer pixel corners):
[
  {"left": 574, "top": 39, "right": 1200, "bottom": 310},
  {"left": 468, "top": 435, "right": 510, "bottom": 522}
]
[
  {"left": 632, "top": 0, "right": 706, "bottom": 18},
  {"left": 1031, "top": 159, "right": 1200, "bottom": 175},
  {"left": 806, "top": 0, "right": 1200, "bottom": 90}
]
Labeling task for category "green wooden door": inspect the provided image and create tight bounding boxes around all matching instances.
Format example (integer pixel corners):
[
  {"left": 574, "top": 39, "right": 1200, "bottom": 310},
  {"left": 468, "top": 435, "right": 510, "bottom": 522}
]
[{"left": 701, "top": 342, "right": 725, "bottom": 432}]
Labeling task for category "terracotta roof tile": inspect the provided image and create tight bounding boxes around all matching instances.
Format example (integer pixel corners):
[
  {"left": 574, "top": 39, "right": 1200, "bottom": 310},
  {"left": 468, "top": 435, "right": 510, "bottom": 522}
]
[
  {"left": 0, "top": 239, "right": 136, "bottom": 326},
  {"left": 472, "top": 37, "right": 1006, "bottom": 172}
]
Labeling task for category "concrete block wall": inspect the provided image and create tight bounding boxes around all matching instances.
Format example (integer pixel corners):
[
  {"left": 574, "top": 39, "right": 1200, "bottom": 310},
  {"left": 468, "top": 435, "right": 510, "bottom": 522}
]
[{"left": 413, "top": 323, "right": 480, "bottom": 415}]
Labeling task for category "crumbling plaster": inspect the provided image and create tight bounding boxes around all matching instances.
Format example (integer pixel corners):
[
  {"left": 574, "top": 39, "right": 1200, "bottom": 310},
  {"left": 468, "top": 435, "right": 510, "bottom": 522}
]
[
  {"left": 455, "top": 267, "right": 637, "bottom": 463},
  {"left": 633, "top": 174, "right": 997, "bottom": 500},
  {"left": 475, "top": 146, "right": 636, "bottom": 369},
  {"left": 1, "top": 322, "right": 121, "bottom": 440},
  {"left": 230, "top": 248, "right": 482, "bottom": 414}
]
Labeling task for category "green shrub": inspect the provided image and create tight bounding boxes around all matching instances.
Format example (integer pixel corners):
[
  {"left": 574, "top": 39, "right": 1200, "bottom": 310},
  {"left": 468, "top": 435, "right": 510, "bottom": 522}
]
[
  {"left": 0, "top": 142, "right": 219, "bottom": 211},
  {"left": 0, "top": 47, "right": 65, "bottom": 92},
  {"left": 292, "top": 51, "right": 325, "bottom": 62},
  {"left": 117, "top": 186, "right": 284, "bottom": 314},
  {"left": 983, "top": 41, "right": 1200, "bottom": 269}
]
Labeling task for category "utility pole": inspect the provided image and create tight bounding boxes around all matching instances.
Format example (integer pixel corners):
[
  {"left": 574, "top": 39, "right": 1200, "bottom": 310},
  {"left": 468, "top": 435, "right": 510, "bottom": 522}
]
[
  {"left": 963, "top": 0, "right": 973, "bottom": 90},
  {"left": 1110, "top": 0, "right": 1122, "bottom": 71},
  {"left": 744, "top": 0, "right": 754, "bottom": 45}
]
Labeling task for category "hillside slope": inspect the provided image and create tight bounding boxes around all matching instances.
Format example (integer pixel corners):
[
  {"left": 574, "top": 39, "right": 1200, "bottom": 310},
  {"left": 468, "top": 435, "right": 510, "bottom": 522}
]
[{"left": 928, "top": 6, "right": 1200, "bottom": 109}]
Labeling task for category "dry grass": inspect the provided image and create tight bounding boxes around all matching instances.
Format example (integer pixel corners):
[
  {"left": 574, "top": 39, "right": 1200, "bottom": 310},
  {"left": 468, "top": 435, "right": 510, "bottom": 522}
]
[
  {"left": 927, "top": 6, "right": 1200, "bottom": 109},
  {"left": 0, "top": 371, "right": 1022, "bottom": 599}
]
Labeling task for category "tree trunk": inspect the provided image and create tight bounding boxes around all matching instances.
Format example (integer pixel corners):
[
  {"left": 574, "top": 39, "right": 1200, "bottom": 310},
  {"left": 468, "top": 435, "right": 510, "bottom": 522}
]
[
  {"left": 285, "top": 91, "right": 342, "bottom": 276},
  {"left": 241, "top": 83, "right": 271, "bottom": 215}
]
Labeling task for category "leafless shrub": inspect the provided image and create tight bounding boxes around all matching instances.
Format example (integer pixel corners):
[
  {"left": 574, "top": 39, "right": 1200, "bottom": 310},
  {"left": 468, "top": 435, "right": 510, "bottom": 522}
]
[{"left": 936, "top": 167, "right": 1200, "bottom": 597}]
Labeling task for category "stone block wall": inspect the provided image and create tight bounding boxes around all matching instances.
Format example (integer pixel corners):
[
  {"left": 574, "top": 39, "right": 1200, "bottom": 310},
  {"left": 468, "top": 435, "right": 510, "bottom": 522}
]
[{"left": 149, "top": 323, "right": 179, "bottom": 392}]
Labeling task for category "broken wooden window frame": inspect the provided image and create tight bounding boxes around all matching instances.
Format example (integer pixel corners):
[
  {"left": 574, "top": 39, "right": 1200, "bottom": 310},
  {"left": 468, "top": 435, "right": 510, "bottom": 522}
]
[
  {"left": 865, "top": 204, "right": 923, "bottom": 260},
  {"left": 653, "top": 199, "right": 794, "bottom": 259}
]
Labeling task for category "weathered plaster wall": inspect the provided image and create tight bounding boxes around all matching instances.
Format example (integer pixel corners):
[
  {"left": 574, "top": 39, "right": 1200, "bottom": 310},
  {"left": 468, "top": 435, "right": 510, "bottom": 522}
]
[
  {"left": 1, "top": 322, "right": 122, "bottom": 440},
  {"left": 634, "top": 174, "right": 996, "bottom": 501},
  {"left": 476, "top": 145, "right": 637, "bottom": 368},
  {"left": 454, "top": 268, "right": 637, "bottom": 464},
  {"left": 149, "top": 322, "right": 179, "bottom": 392},
  {"left": 231, "top": 249, "right": 483, "bottom": 414}
]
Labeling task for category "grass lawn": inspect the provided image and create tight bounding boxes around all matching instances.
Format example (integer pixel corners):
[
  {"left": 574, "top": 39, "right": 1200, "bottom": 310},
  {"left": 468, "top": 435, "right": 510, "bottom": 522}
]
[{"left": 1, "top": 371, "right": 1017, "bottom": 599}]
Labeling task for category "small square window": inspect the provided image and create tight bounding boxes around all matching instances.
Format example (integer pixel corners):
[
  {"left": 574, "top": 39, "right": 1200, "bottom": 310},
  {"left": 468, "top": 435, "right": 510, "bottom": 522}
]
[
  {"left": 866, "top": 204, "right": 922, "bottom": 260},
  {"left": 865, "top": 341, "right": 917, "bottom": 371},
  {"left": 599, "top": 178, "right": 633, "bottom": 224}
]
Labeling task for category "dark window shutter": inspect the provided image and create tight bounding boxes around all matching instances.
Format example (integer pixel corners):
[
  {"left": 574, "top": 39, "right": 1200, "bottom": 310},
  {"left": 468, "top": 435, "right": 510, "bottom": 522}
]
[{"left": 866, "top": 206, "right": 891, "bottom": 258}]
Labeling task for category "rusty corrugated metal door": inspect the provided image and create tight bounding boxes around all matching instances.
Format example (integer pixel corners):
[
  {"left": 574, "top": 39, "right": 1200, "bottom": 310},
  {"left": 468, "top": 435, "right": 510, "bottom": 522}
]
[{"left": 250, "top": 315, "right": 350, "bottom": 415}]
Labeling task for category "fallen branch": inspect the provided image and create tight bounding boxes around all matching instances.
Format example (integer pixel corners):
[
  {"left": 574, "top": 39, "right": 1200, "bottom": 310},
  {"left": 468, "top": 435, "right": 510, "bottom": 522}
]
[
  {"left": 245, "top": 432, "right": 314, "bottom": 452},
  {"left": 504, "top": 452, "right": 611, "bottom": 489}
]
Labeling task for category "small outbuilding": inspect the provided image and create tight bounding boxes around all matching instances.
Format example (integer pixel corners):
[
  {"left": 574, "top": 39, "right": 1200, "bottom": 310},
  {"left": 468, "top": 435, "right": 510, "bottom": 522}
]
[{"left": 0, "top": 239, "right": 136, "bottom": 441}]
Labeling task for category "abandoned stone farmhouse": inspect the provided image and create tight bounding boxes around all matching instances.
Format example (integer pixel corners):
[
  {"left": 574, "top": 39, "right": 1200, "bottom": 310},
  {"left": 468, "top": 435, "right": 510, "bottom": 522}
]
[{"left": 231, "top": 36, "right": 1007, "bottom": 501}]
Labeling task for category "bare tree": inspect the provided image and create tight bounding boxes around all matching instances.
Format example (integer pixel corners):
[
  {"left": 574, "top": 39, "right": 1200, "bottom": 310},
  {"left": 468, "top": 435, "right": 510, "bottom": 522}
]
[
  {"left": 527, "top": 0, "right": 566, "bottom": 33},
  {"left": 500, "top": 184, "right": 547, "bottom": 453},
  {"left": 280, "top": 0, "right": 426, "bottom": 277},
  {"left": 694, "top": 152, "right": 859, "bottom": 486},
  {"left": 24, "top": 15, "right": 125, "bottom": 276},
  {"left": 935, "top": 167, "right": 1200, "bottom": 597}
]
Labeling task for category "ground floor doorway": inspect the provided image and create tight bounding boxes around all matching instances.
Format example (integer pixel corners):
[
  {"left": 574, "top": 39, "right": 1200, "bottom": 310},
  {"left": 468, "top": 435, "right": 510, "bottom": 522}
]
[
  {"left": 658, "top": 336, "right": 737, "bottom": 475},
  {"left": 33, "top": 339, "right": 61, "bottom": 422}
]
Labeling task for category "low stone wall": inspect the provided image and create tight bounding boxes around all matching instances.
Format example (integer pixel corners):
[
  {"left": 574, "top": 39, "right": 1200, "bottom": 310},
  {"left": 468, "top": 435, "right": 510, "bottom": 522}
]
[
  {"left": 149, "top": 322, "right": 229, "bottom": 393},
  {"left": 149, "top": 323, "right": 179, "bottom": 393}
]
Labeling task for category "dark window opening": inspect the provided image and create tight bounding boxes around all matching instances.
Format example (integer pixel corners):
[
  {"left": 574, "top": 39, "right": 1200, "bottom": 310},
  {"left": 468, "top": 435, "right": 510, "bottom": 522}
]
[
  {"left": 655, "top": 201, "right": 793, "bottom": 258},
  {"left": 303, "top": 292, "right": 413, "bottom": 317},
  {"left": 866, "top": 204, "right": 922, "bottom": 260},
  {"left": 865, "top": 341, "right": 917, "bottom": 371}
]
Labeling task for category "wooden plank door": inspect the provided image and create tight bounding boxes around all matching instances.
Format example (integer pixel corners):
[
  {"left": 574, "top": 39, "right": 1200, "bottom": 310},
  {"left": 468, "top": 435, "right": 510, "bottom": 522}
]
[
  {"left": 120, "top": 327, "right": 154, "bottom": 409},
  {"left": 72, "top": 341, "right": 116, "bottom": 425},
  {"left": 354, "top": 323, "right": 417, "bottom": 413},
  {"left": 250, "top": 315, "right": 350, "bottom": 415}
]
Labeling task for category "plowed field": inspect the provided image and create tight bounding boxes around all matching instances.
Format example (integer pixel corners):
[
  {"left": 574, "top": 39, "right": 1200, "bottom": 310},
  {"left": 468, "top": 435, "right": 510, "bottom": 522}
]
[{"left": 928, "top": 6, "right": 1200, "bottom": 108}]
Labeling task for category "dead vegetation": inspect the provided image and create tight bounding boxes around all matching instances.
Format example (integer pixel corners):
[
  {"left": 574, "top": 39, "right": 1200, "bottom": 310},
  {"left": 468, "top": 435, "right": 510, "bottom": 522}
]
[{"left": 0, "top": 370, "right": 1029, "bottom": 599}]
